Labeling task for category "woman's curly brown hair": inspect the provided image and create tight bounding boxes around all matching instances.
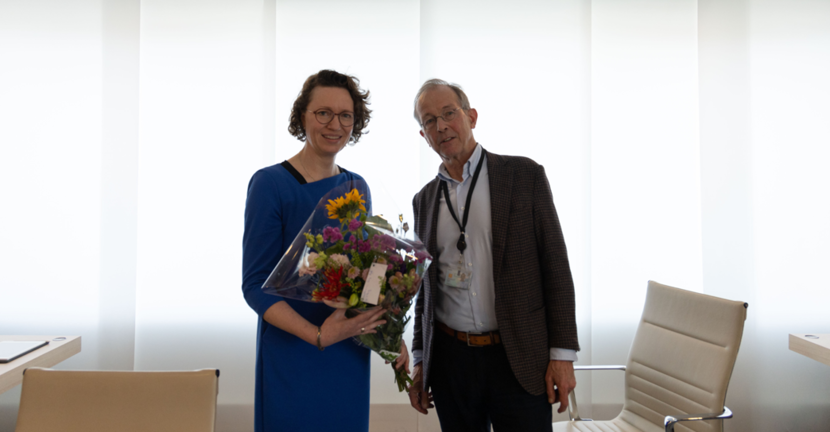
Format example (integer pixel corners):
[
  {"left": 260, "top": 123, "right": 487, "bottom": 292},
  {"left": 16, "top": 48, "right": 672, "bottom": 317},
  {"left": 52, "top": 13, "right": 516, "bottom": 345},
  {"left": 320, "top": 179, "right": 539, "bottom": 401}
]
[{"left": 288, "top": 70, "right": 371, "bottom": 144}]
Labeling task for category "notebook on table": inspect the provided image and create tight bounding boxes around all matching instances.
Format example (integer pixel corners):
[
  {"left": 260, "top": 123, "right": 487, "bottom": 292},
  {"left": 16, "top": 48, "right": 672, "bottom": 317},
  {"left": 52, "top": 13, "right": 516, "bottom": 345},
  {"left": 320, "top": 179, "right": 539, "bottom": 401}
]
[{"left": 0, "top": 341, "right": 49, "bottom": 363}]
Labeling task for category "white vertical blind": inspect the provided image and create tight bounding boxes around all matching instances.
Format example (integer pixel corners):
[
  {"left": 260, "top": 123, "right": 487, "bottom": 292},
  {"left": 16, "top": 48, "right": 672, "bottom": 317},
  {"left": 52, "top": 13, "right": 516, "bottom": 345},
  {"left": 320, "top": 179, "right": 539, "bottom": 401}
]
[
  {"left": 744, "top": 0, "right": 830, "bottom": 428},
  {"left": 1, "top": 1, "right": 829, "bottom": 431},
  {"left": 0, "top": 1, "right": 103, "bottom": 330},
  {"left": 698, "top": 0, "right": 757, "bottom": 423},
  {"left": 134, "top": 1, "right": 268, "bottom": 428},
  {"left": 99, "top": 0, "right": 140, "bottom": 372},
  {"left": 0, "top": 1, "right": 104, "bottom": 429},
  {"left": 590, "top": 0, "right": 703, "bottom": 409}
]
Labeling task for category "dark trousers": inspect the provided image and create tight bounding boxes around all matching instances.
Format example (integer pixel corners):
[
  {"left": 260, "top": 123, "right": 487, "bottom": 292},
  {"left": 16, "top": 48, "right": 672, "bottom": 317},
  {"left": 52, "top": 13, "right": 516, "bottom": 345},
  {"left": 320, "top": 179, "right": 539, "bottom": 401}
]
[{"left": 430, "top": 328, "right": 552, "bottom": 432}]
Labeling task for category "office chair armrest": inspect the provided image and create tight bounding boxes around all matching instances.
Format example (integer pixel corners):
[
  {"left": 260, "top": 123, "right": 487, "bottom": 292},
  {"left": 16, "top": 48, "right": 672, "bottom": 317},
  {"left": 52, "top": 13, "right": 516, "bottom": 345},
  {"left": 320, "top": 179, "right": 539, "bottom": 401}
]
[
  {"left": 574, "top": 365, "right": 626, "bottom": 371},
  {"left": 567, "top": 365, "right": 627, "bottom": 421},
  {"left": 664, "top": 407, "right": 733, "bottom": 432}
]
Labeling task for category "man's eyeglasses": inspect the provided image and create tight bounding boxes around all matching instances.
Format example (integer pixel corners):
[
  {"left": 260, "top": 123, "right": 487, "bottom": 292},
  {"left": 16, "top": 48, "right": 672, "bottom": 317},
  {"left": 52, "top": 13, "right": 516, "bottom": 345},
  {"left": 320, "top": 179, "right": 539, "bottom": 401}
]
[
  {"left": 309, "top": 109, "right": 355, "bottom": 127},
  {"left": 420, "top": 108, "right": 461, "bottom": 131}
]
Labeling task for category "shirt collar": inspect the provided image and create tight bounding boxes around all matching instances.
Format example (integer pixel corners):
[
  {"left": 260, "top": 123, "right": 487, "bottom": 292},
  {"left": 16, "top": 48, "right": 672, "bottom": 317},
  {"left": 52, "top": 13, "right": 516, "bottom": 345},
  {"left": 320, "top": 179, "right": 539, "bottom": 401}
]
[{"left": 437, "top": 143, "right": 483, "bottom": 185}]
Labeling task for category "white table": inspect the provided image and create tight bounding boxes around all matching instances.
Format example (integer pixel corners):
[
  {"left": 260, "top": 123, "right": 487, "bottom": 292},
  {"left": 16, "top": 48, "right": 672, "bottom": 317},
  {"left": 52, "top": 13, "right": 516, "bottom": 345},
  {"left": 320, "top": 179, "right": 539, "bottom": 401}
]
[
  {"left": 0, "top": 335, "right": 81, "bottom": 394},
  {"left": 789, "top": 333, "right": 830, "bottom": 367}
]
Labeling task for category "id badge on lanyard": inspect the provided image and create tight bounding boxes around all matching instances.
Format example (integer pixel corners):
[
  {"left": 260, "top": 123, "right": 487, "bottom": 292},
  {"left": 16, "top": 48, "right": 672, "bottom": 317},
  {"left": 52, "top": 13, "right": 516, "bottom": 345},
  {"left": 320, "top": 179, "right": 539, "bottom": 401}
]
[
  {"left": 444, "top": 256, "right": 473, "bottom": 289},
  {"left": 441, "top": 154, "right": 485, "bottom": 291}
]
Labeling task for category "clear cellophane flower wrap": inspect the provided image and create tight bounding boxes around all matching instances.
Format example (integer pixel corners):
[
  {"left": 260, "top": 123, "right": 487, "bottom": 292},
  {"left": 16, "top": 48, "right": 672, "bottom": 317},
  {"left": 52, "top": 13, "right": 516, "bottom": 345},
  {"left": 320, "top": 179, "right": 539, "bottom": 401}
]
[{"left": 262, "top": 179, "right": 432, "bottom": 392}]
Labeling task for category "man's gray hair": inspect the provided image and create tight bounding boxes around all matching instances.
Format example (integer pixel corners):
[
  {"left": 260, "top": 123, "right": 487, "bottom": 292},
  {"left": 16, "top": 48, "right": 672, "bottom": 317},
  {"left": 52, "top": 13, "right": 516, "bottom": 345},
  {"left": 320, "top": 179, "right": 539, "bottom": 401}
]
[{"left": 413, "top": 79, "right": 472, "bottom": 123}]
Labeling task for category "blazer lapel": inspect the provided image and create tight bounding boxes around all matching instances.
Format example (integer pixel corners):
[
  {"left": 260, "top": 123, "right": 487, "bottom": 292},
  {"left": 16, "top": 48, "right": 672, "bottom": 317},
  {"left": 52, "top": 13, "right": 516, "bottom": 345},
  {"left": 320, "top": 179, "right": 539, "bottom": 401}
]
[
  {"left": 423, "top": 180, "right": 441, "bottom": 301},
  {"left": 486, "top": 150, "right": 511, "bottom": 286}
]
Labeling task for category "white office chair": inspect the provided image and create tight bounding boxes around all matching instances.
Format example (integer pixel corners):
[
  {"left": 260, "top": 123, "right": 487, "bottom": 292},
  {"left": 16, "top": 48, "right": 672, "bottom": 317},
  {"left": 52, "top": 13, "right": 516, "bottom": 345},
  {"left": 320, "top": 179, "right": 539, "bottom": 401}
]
[
  {"left": 15, "top": 367, "right": 219, "bottom": 432},
  {"left": 553, "top": 281, "right": 747, "bottom": 432}
]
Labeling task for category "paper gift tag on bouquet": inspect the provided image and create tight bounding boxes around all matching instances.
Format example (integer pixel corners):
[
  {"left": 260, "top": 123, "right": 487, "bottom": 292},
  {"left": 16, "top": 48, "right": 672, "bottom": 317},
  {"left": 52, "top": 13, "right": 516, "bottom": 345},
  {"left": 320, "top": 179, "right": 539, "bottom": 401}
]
[{"left": 361, "top": 262, "right": 387, "bottom": 305}]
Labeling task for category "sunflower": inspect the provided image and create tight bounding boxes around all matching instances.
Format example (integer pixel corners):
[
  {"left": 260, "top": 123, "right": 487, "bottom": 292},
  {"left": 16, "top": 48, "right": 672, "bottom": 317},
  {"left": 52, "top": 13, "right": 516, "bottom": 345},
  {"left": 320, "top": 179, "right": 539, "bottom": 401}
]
[{"left": 326, "top": 188, "right": 367, "bottom": 221}]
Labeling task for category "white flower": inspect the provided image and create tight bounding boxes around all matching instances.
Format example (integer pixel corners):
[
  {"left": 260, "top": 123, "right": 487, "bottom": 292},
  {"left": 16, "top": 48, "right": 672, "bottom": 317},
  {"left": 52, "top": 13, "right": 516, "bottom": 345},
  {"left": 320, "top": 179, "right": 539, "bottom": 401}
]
[{"left": 329, "top": 253, "right": 351, "bottom": 269}]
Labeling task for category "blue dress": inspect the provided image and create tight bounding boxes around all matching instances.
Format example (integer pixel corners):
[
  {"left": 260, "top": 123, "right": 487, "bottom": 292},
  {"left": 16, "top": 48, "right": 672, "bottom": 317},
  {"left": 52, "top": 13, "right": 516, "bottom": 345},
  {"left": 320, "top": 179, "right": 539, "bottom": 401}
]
[{"left": 242, "top": 162, "right": 371, "bottom": 432}]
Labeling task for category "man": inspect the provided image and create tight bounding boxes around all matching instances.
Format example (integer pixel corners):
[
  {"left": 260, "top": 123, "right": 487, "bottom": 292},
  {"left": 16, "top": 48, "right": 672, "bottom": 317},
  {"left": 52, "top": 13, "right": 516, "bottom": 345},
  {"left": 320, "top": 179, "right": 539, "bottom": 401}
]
[{"left": 408, "top": 79, "right": 580, "bottom": 432}]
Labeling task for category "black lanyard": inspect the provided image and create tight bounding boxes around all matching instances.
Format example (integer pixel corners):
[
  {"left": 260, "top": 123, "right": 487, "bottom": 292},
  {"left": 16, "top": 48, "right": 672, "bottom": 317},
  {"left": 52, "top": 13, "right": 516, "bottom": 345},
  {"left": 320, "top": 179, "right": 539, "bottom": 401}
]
[{"left": 440, "top": 153, "right": 485, "bottom": 253}]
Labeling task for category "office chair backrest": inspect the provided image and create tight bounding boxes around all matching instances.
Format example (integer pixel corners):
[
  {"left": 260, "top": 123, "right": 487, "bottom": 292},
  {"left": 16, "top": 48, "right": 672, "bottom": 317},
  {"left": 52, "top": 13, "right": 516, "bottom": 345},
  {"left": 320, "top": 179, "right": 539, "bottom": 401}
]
[
  {"left": 619, "top": 281, "right": 746, "bottom": 432},
  {"left": 15, "top": 368, "right": 219, "bottom": 432}
]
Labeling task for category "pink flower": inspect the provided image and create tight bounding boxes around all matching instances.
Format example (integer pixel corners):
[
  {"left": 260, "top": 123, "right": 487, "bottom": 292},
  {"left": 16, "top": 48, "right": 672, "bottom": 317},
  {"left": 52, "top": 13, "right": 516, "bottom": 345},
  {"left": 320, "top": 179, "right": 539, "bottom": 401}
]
[
  {"left": 408, "top": 269, "right": 422, "bottom": 295},
  {"left": 388, "top": 272, "right": 404, "bottom": 292},
  {"left": 299, "top": 252, "right": 318, "bottom": 276},
  {"left": 347, "top": 267, "right": 360, "bottom": 279},
  {"left": 361, "top": 268, "right": 370, "bottom": 281}
]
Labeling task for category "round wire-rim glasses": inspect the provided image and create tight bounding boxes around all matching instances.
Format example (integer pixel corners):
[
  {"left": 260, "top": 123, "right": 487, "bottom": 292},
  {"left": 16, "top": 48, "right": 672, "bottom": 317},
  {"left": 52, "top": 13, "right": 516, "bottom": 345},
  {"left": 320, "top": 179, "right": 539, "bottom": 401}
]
[
  {"left": 309, "top": 109, "right": 355, "bottom": 127},
  {"left": 420, "top": 107, "right": 461, "bottom": 131}
]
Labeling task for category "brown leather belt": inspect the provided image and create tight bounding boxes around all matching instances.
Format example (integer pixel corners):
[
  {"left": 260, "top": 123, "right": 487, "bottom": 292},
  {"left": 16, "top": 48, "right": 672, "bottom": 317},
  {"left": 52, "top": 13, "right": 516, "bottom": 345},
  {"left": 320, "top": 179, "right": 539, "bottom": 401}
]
[{"left": 437, "top": 322, "right": 501, "bottom": 347}]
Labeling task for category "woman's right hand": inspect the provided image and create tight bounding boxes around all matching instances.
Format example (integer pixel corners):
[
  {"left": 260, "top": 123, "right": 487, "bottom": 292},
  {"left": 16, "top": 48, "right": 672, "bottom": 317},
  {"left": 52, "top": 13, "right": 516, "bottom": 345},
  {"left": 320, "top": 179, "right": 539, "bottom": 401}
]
[{"left": 319, "top": 307, "right": 387, "bottom": 348}]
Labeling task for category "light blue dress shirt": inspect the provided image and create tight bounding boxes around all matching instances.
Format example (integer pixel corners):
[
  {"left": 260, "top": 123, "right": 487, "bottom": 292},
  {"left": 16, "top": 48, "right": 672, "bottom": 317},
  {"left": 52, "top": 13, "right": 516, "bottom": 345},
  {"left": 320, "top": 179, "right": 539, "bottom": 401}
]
[{"left": 413, "top": 144, "right": 577, "bottom": 365}]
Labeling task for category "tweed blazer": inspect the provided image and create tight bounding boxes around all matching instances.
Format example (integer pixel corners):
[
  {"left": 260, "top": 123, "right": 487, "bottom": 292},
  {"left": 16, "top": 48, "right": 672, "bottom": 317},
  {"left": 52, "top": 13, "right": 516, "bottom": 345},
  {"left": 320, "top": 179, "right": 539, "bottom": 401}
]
[{"left": 412, "top": 148, "right": 579, "bottom": 396}]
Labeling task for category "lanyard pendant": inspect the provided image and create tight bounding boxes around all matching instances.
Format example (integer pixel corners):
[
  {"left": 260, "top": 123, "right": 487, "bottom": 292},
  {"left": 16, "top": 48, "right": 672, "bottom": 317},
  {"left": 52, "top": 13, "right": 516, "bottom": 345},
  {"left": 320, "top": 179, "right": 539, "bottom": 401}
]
[{"left": 457, "top": 232, "right": 467, "bottom": 253}]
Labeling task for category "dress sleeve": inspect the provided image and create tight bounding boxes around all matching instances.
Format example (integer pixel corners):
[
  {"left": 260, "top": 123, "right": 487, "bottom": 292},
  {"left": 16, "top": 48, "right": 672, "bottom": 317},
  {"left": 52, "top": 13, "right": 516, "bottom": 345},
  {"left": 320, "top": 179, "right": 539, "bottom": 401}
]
[{"left": 242, "top": 169, "right": 286, "bottom": 316}]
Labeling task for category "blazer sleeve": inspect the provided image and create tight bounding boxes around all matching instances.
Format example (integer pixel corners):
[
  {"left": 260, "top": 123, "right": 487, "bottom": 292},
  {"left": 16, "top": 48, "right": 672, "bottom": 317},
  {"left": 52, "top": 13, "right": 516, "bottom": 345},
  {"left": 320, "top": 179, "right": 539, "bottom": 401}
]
[
  {"left": 411, "top": 194, "right": 425, "bottom": 355},
  {"left": 532, "top": 164, "right": 580, "bottom": 351}
]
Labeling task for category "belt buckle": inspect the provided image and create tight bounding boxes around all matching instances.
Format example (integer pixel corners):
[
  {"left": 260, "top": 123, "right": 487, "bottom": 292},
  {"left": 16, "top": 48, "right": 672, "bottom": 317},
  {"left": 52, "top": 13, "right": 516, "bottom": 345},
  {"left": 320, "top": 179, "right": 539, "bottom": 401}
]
[{"left": 466, "top": 331, "right": 484, "bottom": 347}]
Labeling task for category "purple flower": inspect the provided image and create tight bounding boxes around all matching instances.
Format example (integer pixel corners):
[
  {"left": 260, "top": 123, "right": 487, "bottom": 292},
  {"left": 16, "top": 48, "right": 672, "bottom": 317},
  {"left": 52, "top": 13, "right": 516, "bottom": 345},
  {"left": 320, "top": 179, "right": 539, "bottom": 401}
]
[
  {"left": 348, "top": 219, "right": 363, "bottom": 231},
  {"left": 384, "top": 235, "right": 396, "bottom": 251},
  {"left": 357, "top": 240, "right": 371, "bottom": 253},
  {"left": 414, "top": 250, "right": 431, "bottom": 262},
  {"left": 370, "top": 234, "right": 398, "bottom": 253},
  {"left": 322, "top": 226, "right": 343, "bottom": 243},
  {"left": 388, "top": 254, "right": 403, "bottom": 264}
]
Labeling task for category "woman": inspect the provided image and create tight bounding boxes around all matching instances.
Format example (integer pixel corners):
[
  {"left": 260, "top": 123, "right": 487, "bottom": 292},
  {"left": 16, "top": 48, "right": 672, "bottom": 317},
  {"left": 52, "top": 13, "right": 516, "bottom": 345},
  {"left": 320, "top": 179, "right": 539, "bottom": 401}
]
[{"left": 242, "top": 70, "right": 407, "bottom": 431}]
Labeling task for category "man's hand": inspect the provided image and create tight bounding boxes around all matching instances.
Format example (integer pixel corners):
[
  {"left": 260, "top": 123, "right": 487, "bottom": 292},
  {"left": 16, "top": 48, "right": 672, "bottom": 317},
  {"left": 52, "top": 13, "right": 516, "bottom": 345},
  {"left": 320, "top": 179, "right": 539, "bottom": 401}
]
[
  {"left": 546, "top": 360, "right": 576, "bottom": 413},
  {"left": 407, "top": 363, "right": 434, "bottom": 414},
  {"left": 388, "top": 340, "right": 410, "bottom": 375}
]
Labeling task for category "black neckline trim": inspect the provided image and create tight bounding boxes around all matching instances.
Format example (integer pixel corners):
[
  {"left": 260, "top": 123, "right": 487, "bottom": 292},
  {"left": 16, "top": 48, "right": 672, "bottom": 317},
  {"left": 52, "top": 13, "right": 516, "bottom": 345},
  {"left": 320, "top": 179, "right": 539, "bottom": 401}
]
[
  {"left": 281, "top": 160, "right": 306, "bottom": 185},
  {"left": 281, "top": 160, "right": 348, "bottom": 185}
]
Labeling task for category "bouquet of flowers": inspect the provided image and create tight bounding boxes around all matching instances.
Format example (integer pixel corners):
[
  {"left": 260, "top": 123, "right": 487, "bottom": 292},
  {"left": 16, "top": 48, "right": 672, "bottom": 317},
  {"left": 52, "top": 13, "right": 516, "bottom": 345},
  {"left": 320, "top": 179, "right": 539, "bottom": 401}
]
[{"left": 262, "top": 179, "right": 432, "bottom": 391}]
